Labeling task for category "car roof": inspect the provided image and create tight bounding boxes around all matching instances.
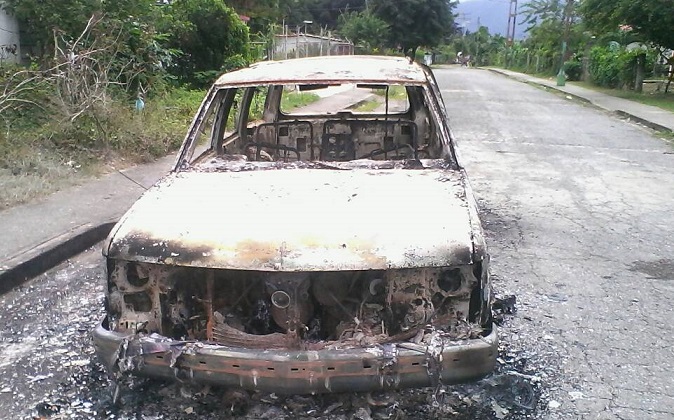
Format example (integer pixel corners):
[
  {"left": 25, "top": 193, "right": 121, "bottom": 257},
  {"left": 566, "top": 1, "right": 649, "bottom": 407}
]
[{"left": 214, "top": 55, "right": 430, "bottom": 87}]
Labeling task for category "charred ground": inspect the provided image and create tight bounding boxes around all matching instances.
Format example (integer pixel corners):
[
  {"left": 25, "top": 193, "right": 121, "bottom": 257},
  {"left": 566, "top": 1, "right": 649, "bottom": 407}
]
[{"left": 0, "top": 204, "right": 561, "bottom": 420}]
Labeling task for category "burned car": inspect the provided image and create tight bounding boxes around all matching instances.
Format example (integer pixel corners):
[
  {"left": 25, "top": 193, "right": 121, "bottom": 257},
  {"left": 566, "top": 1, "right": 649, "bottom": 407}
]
[{"left": 93, "top": 56, "right": 497, "bottom": 394}]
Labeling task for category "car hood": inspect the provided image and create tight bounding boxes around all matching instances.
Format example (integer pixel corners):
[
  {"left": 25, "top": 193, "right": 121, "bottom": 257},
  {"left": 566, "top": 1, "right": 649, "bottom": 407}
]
[{"left": 105, "top": 167, "right": 476, "bottom": 271}]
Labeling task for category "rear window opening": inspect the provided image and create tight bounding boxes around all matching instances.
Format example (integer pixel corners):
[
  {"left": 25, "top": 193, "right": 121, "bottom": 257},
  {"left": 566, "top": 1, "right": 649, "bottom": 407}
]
[{"left": 280, "top": 83, "right": 410, "bottom": 115}]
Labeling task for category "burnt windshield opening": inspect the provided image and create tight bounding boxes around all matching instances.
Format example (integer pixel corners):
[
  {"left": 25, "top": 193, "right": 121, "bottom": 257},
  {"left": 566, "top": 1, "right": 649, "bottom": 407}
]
[{"left": 180, "top": 82, "right": 452, "bottom": 169}]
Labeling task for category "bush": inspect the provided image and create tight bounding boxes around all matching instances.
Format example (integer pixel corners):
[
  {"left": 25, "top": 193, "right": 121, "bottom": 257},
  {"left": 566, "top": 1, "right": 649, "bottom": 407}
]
[
  {"left": 0, "top": 65, "right": 50, "bottom": 124},
  {"left": 46, "top": 87, "right": 205, "bottom": 161},
  {"left": 589, "top": 46, "right": 622, "bottom": 87},
  {"left": 564, "top": 61, "right": 582, "bottom": 81},
  {"left": 162, "top": 0, "right": 251, "bottom": 88},
  {"left": 2, "top": 82, "right": 204, "bottom": 171},
  {"left": 589, "top": 45, "right": 659, "bottom": 89}
]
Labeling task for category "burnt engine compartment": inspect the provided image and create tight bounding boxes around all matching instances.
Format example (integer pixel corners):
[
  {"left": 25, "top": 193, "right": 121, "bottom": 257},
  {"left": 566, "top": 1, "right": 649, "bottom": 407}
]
[{"left": 106, "top": 261, "right": 489, "bottom": 350}]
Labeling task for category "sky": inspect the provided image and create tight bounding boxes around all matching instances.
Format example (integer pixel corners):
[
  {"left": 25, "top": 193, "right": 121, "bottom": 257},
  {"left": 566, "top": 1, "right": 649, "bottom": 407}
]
[{"left": 455, "top": 0, "right": 528, "bottom": 39}]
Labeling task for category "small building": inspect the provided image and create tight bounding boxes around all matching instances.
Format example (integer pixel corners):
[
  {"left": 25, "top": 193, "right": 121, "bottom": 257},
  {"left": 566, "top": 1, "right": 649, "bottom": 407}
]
[
  {"left": 272, "top": 33, "right": 353, "bottom": 60},
  {"left": 0, "top": 4, "right": 21, "bottom": 64}
]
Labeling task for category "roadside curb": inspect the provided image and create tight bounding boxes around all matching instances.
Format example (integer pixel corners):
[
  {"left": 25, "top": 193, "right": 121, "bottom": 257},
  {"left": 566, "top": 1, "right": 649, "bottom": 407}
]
[
  {"left": 531, "top": 83, "right": 592, "bottom": 104},
  {"left": 613, "top": 110, "right": 674, "bottom": 134},
  {"left": 486, "top": 68, "right": 591, "bottom": 104},
  {"left": 346, "top": 95, "right": 375, "bottom": 110},
  {"left": 0, "top": 220, "right": 117, "bottom": 294}
]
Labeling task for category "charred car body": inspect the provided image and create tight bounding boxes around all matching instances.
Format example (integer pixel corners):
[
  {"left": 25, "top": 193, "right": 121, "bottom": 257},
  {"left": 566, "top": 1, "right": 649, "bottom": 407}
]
[{"left": 93, "top": 56, "right": 497, "bottom": 394}]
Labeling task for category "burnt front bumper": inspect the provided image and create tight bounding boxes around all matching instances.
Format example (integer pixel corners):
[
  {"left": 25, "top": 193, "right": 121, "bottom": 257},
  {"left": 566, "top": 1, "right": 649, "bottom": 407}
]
[{"left": 93, "top": 320, "right": 498, "bottom": 394}]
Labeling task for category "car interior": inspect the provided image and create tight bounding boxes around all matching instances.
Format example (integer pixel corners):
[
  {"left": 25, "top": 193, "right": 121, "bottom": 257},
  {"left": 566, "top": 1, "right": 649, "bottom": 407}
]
[{"left": 184, "top": 83, "right": 449, "bottom": 165}]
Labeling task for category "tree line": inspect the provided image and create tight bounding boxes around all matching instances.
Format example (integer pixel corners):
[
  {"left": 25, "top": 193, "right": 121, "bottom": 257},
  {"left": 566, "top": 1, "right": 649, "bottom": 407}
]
[
  {"left": 0, "top": 0, "right": 460, "bottom": 192},
  {"left": 485, "top": 0, "right": 673, "bottom": 92}
]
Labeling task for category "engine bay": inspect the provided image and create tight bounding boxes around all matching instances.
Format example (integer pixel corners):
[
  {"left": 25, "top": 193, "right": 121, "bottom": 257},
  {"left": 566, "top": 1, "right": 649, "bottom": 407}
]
[{"left": 105, "top": 261, "right": 489, "bottom": 349}]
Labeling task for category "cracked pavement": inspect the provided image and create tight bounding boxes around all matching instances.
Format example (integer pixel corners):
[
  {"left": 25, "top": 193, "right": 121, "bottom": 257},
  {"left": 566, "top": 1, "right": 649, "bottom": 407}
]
[{"left": 437, "top": 67, "right": 674, "bottom": 419}]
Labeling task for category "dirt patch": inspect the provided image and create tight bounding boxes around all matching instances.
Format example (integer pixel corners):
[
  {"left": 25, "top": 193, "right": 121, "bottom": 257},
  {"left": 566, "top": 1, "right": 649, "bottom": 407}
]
[{"left": 629, "top": 259, "right": 674, "bottom": 280}]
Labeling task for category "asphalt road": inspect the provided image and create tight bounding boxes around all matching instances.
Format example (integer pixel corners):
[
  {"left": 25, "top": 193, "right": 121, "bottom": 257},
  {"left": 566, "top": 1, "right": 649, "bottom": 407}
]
[
  {"left": 436, "top": 66, "right": 674, "bottom": 419},
  {"left": 1, "top": 67, "right": 673, "bottom": 420}
]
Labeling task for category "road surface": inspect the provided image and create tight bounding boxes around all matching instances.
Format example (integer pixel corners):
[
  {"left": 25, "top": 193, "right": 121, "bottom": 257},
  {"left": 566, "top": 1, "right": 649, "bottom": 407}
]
[{"left": 437, "top": 66, "right": 674, "bottom": 419}]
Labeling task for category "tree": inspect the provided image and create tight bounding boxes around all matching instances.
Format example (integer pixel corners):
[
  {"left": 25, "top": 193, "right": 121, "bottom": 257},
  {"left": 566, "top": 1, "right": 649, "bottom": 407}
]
[
  {"left": 370, "top": 0, "right": 457, "bottom": 58},
  {"left": 3, "top": 0, "right": 171, "bottom": 92},
  {"left": 306, "top": 0, "right": 366, "bottom": 29},
  {"left": 581, "top": 0, "right": 674, "bottom": 91},
  {"left": 100, "top": 0, "right": 169, "bottom": 93},
  {"left": 520, "top": 0, "right": 564, "bottom": 30},
  {"left": 162, "top": 0, "right": 250, "bottom": 87},
  {"left": 581, "top": 0, "right": 674, "bottom": 51},
  {"left": 337, "top": 11, "right": 390, "bottom": 53},
  {"left": 450, "top": 26, "right": 503, "bottom": 67},
  {"left": 225, "top": 0, "right": 283, "bottom": 35},
  {"left": 517, "top": 0, "right": 582, "bottom": 73}
]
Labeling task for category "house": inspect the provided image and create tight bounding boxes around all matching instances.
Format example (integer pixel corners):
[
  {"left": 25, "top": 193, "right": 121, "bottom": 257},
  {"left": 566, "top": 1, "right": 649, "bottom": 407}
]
[{"left": 0, "top": 4, "right": 20, "bottom": 64}]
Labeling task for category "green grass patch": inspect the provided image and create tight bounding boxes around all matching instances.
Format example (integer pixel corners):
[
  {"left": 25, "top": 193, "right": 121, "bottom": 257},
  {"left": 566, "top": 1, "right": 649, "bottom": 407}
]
[
  {"left": 657, "top": 130, "right": 674, "bottom": 144},
  {"left": 281, "top": 92, "right": 320, "bottom": 112},
  {"left": 571, "top": 81, "right": 674, "bottom": 113},
  {"left": 373, "top": 85, "right": 408, "bottom": 100},
  {"left": 353, "top": 99, "right": 380, "bottom": 112}
]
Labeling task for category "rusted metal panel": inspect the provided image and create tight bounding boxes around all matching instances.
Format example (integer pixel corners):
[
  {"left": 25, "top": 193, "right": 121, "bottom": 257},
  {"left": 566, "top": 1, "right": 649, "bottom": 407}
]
[
  {"left": 105, "top": 168, "right": 475, "bottom": 271},
  {"left": 214, "top": 56, "right": 428, "bottom": 87},
  {"left": 92, "top": 322, "right": 497, "bottom": 394}
]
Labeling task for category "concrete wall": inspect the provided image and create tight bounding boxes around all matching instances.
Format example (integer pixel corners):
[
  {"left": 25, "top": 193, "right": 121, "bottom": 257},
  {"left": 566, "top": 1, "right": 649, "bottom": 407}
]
[{"left": 0, "top": 5, "right": 21, "bottom": 64}]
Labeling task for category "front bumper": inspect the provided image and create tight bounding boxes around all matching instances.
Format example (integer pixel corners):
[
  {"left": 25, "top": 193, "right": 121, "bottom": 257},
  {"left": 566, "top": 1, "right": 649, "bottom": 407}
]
[{"left": 93, "top": 320, "right": 498, "bottom": 394}]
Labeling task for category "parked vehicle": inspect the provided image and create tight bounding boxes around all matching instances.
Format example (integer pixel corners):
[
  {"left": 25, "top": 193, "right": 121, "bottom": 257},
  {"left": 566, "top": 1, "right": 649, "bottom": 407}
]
[{"left": 93, "top": 55, "right": 497, "bottom": 394}]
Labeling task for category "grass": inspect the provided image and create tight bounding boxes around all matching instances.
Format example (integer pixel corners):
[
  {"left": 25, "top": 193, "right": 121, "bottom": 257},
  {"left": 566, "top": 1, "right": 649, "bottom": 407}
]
[
  {"left": 280, "top": 92, "right": 320, "bottom": 113},
  {"left": 0, "top": 148, "right": 88, "bottom": 209},
  {"left": 0, "top": 87, "right": 205, "bottom": 210},
  {"left": 0, "top": 87, "right": 321, "bottom": 210},
  {"left": 353, "top": 99, "right": 380, "bottom": 112},
  {"left": 352, "top": 85, "right": 410, "bottom": 112},
  {"left": 373, "top": 85, "right": 408, "bottom": 100},
  {"left": 571, "top": 81, "right": 674, "bottom": 113}
]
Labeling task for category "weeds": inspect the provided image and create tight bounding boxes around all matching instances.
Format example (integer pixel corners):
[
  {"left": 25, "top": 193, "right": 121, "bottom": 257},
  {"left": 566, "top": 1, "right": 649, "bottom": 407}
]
[
  {"left": 280, "top": 91, "right": 319, "bottom": 112},
  {"left": 0, "top": 85, "right": 204, "bottom": 209}
]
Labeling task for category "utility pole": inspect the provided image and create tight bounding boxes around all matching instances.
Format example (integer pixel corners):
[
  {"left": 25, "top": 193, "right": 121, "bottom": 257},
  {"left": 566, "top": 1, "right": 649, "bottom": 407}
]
[
  {"left": 556, "top": 0, "right": 575, "bottom": 86},
  {"left": 506, "top": 0, "right": 518, "bottom": 46},
  {"left": 505, "top": 0, "right": 518, "bottom": 67}
]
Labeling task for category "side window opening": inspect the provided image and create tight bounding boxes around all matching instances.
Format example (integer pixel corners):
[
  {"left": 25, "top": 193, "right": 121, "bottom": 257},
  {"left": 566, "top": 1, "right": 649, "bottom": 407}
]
[
  {"left": 184, "top": 90, "right": 223, "bottom": 164},
  {"left": 209, "top": 88, "right": 240, "bottom": 156}
]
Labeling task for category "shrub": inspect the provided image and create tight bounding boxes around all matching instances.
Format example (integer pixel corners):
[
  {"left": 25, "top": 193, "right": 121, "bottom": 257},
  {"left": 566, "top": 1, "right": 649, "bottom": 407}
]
[
  {"left": 589, "top": 45, "right": 659, "bottom": 89},
  {"left": 564, "top": 61, "right": 582, "bottom": 81},
  {"left": 162, "top": 0, "right": 250, "bottom": 88}
]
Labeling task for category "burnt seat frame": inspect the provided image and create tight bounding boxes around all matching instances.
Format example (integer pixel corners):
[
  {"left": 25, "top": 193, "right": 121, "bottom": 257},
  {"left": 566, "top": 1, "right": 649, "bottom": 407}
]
[
  {"left": 321, "top": 118, "right": 419, "bottom": 162},
  {"left": 248, "top": 120, "right": 314, "bottom": 162}
]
